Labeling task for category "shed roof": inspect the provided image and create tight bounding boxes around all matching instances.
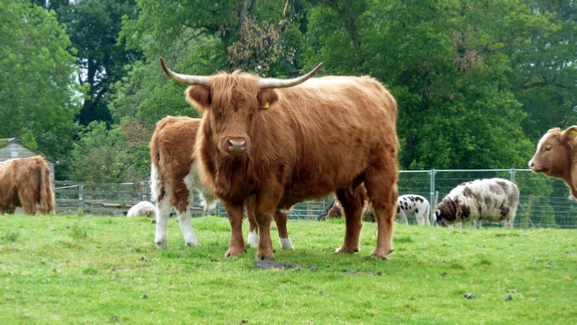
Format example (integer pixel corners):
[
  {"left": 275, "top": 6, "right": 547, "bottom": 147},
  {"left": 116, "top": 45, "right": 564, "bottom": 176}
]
[{"left": 0, "top": 138, "right": 54, "bottom": 162}]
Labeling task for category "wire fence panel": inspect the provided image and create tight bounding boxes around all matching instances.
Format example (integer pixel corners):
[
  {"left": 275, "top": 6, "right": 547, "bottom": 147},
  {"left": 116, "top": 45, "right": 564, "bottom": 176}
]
[
  {"left": 209, "top": 169, "right": 577, "bottom": 228},
  {"left": 55, "top": 169, "right": 577, "bottom": 228}
]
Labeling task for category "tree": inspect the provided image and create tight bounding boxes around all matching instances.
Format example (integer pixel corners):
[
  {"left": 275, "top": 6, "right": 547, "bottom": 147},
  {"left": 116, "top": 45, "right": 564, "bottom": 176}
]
[
  {"left": 0, "top": 0, "right": 81, "bottom": 179},
  {"left": 510, "top": 0, "right": 577, "bottom": 141},
  {"left": 55, "top": 0, "right": 142, "bottom": 126},
  {"left": 304, "top": 0, "right": 549, "bottom": 169},
  {"left": 68, "top": 121, "right": 129, "bottom": 182}
]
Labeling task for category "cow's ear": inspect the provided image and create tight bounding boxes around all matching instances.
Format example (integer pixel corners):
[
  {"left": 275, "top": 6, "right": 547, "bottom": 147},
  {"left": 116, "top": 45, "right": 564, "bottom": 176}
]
[
  {"left": 561, "top": 126, "right": 577, "bottom": 143},
  {"left": 257, "top": 89, "right": 278, "bottom": 111},
  {"left": 185, "top": 85, "right": 211, "bottom": 113}
]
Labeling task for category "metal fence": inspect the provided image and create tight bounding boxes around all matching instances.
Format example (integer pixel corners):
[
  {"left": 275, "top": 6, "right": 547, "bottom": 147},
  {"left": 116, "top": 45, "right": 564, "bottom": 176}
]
[
  {"left": 54, "top": 169, "right": 577, "bottom": 228},
  {"left": 210, "top": 168, "right": 577, "bottom": 228}
]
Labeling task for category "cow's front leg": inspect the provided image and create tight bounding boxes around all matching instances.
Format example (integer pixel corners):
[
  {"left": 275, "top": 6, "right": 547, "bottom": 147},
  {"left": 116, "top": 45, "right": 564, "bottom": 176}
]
[
  {"left": 255, "top": 183, "right": 283, "bottom": 260},
  {"left": 223, "top": 201, "right": 246, "bottom": 257}
]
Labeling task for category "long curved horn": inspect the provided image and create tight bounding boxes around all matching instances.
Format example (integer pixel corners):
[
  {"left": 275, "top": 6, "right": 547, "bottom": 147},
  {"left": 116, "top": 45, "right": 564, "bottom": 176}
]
[
  {"left": 257, "top": 63, "right": 323, "bottom": 89},
  {"left": 159, "top": 57, "right": 211, "bottom": 86}
]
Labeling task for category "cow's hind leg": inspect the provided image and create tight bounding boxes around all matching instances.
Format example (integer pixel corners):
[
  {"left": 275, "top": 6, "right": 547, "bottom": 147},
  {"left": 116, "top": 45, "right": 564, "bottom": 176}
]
[
  {"left": 335, "top": 187, "right": 365, "bottom": 254},
  {"left": 364, "top": 162, "right": 398, "bottom": 259},
  {"left": 18, "top": 189, "right": 37, "bottom": 215},
  {"left": 154, "top": 195, "right": 172, "bottom": 249},
  {"left": 245, "top": 196, "right": 259, "bottom": 249},
  {"left": 274, "top": 210, "right": 294, "bottom": 250}
]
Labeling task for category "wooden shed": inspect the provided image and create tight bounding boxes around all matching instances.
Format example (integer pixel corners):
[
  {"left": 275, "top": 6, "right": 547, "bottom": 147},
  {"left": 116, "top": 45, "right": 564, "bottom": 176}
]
[{"left": 0, "top": 138, "right": 55, "bottom": 182}]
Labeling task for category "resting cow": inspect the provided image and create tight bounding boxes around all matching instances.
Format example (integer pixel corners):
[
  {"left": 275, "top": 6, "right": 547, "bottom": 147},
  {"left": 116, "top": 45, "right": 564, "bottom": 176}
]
[
  {"left": 127, "top": 201, "right": 157, "bottom": 218},
  {"left": 149, "top": 116, "right": 293, "bottom": 249},
  {"left": 435, "top": 178, "right": 519, "bottom": 228},
  {"left": 529, "top": 126, "right": 577, "bottom": 199},
  {"left": 0, "top": 156, "right": 55, "bottom": 215},
  {"left": 161, "top": 58, "right": 399, "bottom": 260}
]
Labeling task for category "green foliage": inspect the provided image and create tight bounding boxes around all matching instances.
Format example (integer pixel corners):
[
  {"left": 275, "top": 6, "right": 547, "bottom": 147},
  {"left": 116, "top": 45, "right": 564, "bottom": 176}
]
[
  {"left": 0, "top": 0, "right": 81, "bottom": 178},
  {"left": 55, "top": 0, "right": 143, "bottom": 126},
  {"left": 67, "top": 122, "right": 129, "bottom": 182},
  {"left": 1, "top": 215, "right": 576, "bottom": 323},
  {"left": 5, "top": 0, "right": 577, "bottom": 181}
]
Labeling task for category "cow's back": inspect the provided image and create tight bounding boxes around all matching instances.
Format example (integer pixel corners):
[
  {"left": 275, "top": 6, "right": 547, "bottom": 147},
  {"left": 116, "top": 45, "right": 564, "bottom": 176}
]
[{"left": 250, "top": 76, "right": 398, "bottom": 201}]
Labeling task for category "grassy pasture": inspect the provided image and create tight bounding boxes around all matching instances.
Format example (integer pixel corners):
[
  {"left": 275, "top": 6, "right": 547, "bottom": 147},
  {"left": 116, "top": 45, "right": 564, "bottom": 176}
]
[{"left": 1, "top": 214, "right": 576, "bottom": 324}]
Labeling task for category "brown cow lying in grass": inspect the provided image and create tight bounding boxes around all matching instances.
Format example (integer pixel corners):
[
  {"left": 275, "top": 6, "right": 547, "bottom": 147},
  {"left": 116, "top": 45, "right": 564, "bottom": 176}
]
[
  {"left": 149, "top": 116, "right": 293, "bottom": 250},
  {"left": 529, "top": 126, "right": 577, "bottom": 199},
  {"left": 0, "top": 156, "right": 55, "bottom": 215}
]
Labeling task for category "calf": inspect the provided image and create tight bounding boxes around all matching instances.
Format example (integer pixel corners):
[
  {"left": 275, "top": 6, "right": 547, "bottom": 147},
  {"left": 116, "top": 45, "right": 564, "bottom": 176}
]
[
  {"left": 127, "top": 201, "right": 157, "bottom": 218},
  {"left": 435, "top": 178, "right": 519, "bottom": 228},
  {"left": 529, "top": 126, "right": 577, "bottom": 199}
]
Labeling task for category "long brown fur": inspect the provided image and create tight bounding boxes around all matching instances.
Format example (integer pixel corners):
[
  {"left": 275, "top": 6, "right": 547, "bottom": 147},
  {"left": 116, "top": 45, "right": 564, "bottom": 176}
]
[
  {"left": 181, "top": 70, "right": 399, "bottom": 260},
  {"left": 149, "top": 116, "right": 290, "bottom": 248},
  {"left": 0, "top": 156, "right": 55, "bottom": 215}
]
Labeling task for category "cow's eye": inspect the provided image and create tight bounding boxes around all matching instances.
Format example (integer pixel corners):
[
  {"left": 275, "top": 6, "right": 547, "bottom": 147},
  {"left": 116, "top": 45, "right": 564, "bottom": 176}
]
[{"left": 545, "top": 145, "right": 552, "bottom": 151}]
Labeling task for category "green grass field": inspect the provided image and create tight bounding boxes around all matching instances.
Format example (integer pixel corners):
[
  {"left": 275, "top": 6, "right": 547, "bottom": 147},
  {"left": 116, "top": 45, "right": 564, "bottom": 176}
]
[{"left": 1, "top": 214, "right": 576, "bottom": 324}]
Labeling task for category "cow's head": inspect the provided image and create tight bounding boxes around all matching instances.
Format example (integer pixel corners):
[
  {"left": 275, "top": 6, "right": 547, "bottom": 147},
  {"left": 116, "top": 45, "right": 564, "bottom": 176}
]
[
  {"left": 434, "top": 198, "right": 458, "bottom": 227},
  {"left": 528, "top": 126, "right": 577, "bottom": 177},
  {"left": 160, "top": 58, "right": 322, "bottom": 156}
]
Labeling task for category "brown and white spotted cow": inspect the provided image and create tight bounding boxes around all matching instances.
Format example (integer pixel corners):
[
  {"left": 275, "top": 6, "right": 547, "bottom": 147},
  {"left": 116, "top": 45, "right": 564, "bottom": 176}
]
[
  {"left": 0, "top": 156, "right": 55, "bottom": 215},
  {"left": 529, "top": 126, "right": 577, "bottom": 199},
  {"left": 435, "top": 178, "right": 519, "bottom": 228},
  {"left": 149, "top": 116, "right": 293, "bottom": 250}
]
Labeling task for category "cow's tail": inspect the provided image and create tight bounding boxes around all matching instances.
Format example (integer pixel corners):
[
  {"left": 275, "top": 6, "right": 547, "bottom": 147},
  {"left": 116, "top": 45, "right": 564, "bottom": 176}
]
[{"left": 39, "top": 162, "right": 55, "bottom": 215}]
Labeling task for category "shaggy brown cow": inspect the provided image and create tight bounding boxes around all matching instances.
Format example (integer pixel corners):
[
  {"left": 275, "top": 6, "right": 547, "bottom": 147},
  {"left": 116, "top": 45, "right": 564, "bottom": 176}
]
[
  {"left": 150, "top": 116, "right": 293, "bottom": 250},
  {"left": 0, "top": 156, "right": 55, "bottom": 215},
  {"left": 529, "top": 126, "right": 577, "bottom": 199},
  {"left": 161, "top": 58, "right": 399, "bottom": 260}
]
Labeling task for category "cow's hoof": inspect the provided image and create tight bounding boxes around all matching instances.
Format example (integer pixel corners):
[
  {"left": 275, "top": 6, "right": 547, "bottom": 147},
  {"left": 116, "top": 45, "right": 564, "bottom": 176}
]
[
  {"left": 225, "top": 247, "right": 246, "bottom": 257},
  {"left": 256, "top": 254, "right": 275, "bottom": 261},
  {"left": 334, "top": 246, "right": 359, "bottom": 254},
  {"left": 370, "top": 251, "right": 389, "bottom": 260},
  {"left": 280, "top": 238, "right": 295, "bottom": 250},
  {"left": 155, "top": 241, "right": 168, "bottom": 249},
  {"left": 185, "top": 241, "right": 201, "bottom": 247}
]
